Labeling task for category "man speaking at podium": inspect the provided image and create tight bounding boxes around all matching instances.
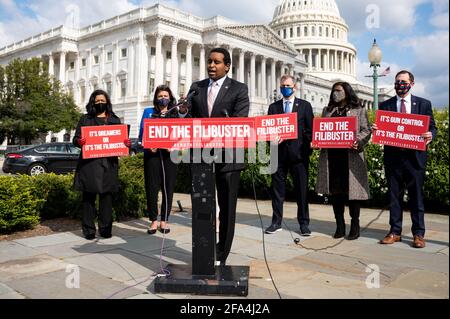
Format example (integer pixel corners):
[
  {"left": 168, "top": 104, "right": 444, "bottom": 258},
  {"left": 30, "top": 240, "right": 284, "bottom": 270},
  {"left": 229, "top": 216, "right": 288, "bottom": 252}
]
[{"left": 179, "top": 47, "right": 250, "bottom": 266}]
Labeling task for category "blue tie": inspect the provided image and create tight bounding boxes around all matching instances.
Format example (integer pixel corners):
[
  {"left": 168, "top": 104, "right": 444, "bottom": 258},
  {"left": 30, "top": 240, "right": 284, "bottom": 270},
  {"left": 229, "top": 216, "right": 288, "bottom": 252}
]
[{"left": 284, "top": 101, "right": 290, "bottom": 113}]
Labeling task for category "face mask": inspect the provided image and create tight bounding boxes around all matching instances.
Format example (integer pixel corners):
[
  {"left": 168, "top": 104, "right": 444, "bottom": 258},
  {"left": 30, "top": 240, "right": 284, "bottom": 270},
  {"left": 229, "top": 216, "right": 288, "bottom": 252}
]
[
  {"left": 280, "top": 87, "right": 294, "bottom": 98},
  {"left": 395, "top": 81, "right": 412, "bottom": 96},
  {"left": 332, "top": 91, "right": 346, "bottom": 103},
  {"left": 157, "top": 98, "right": 170, "bottom": 107},
  {"left": 94, "top": 103, "right": 107, "bottom": 114}
]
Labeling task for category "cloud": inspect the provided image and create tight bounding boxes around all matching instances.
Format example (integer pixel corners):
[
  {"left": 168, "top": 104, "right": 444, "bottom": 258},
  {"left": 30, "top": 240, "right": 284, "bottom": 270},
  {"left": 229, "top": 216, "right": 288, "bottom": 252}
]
[
  {"left": 0, "top": 0, "right": 138, "bottom": 48},
  {"left": 430, "top": 0, "right": 449, "bottom": 29},
  {"left": 335, "top": 0, "right": 427, "bottom": 34}
]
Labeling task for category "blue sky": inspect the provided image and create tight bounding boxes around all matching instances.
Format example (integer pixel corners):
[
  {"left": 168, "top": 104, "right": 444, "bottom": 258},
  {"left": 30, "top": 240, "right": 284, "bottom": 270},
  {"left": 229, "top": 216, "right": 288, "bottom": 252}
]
[{"left": 0, "top": 0, "right": 448, "bottom": 106}]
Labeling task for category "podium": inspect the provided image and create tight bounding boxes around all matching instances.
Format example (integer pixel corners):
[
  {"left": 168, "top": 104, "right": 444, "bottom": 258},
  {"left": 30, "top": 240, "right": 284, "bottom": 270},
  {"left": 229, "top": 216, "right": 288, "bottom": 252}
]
[{"left": 154, "top": 156, "right": 249, "bottom": 296}]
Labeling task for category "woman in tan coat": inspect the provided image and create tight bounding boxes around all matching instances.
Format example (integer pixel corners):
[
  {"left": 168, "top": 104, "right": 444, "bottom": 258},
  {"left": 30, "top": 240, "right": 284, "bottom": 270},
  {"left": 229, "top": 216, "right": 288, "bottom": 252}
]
[{"left": 315, "top": 82, "right": 371, "bottom": 240}]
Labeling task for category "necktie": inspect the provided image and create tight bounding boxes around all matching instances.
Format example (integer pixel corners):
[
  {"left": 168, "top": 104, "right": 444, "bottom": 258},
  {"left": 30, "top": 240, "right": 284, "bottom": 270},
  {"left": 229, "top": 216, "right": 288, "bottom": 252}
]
[
  {"left": 284, "top": 100, "right": 290, "bottom": 113},
  {"left": 208, "top": 81, "right": 218, "bottom": 117},
  {"left": 400, "top": 99, "right": 406, "bottom": 113}
]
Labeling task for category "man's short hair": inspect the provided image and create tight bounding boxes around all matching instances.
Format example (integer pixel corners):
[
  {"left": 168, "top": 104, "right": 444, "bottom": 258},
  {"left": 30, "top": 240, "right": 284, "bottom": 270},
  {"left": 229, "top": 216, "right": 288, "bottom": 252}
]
[
  {"left": 209, "top": 47, "right": 231, "bottom": 66},
  {"left": 280, "top": 74, "right": 296, "bottom": 84},
  {"left": 395, "top": 70, "right": 415, "bottom": 82}
]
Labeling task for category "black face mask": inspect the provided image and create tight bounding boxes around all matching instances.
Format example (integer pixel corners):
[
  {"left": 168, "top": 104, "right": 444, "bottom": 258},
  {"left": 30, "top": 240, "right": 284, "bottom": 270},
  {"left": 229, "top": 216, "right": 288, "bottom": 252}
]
[
  {"left": 94, "top": 103, "right": 107, "bottom": 114},
  {"left": 395, "top": 81, "right": 412, "bottom": 96}
]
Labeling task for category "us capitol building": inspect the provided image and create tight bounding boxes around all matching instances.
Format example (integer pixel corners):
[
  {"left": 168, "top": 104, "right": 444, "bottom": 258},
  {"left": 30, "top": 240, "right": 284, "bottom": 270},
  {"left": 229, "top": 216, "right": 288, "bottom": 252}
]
[{"left": 0, "top": 0, "right": 393, "bottom": 140}]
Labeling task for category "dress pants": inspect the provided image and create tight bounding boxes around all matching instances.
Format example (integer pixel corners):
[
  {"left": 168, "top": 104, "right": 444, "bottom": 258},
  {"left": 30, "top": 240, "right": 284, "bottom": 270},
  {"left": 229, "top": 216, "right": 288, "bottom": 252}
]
[
  {"left": 82, "top": 192, "right": 113, "bottom": 237},
  {"left": 215, "top": 170, "right": 241, "bottom": 263},
  {"left": 386, "top": 153, "right": 426, "bottom": 237},
  {"left": 144, "top": 151, "right": 178, "bottom": 222},
  {"left": 271, "top": 161, "right": 310, "bottom": 227}
]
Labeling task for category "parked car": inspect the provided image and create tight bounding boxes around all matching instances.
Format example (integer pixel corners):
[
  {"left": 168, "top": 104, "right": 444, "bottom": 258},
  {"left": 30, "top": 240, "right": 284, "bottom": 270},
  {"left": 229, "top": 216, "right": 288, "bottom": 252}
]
[
  {"left": 2, "top": 142, "right": 81, "bottom": 176},
  {"left": 129, "top": 138, "right": 144, "bottom": 155}
]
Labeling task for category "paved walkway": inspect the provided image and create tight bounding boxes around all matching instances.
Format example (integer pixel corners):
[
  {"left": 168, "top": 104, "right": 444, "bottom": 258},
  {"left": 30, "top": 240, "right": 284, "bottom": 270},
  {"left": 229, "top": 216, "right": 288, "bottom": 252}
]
[{"left": 0, "top": 193, "right": 448, "bottom": 299}]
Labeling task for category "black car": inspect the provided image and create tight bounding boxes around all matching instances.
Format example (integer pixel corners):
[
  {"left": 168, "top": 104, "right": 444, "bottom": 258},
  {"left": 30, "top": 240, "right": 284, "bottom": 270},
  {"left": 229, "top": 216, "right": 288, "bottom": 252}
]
[
  {"left": 2, "top": 142, "right": 81, "bottom": 176},
  {"left": 129, "top": 138, "right": 144, "bottom": 155}
]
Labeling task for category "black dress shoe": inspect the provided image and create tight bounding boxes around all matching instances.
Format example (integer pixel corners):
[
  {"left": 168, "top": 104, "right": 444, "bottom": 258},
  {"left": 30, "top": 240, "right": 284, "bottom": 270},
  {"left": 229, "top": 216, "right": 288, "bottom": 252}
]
[
  {"left": 147, "top": 228, "right": 157, "bottom": 235},
  {"left": 85, "top": 234, "right": 96, "bottom": 240},
  {"left": 300, "top": 225, "right": 311, "bottom": 236},
  {"left": 159, "top": 228, "right": 170, "bottom": 234},
  {"left": 100, "top": 233, "right": 112, "bottom": 239}
]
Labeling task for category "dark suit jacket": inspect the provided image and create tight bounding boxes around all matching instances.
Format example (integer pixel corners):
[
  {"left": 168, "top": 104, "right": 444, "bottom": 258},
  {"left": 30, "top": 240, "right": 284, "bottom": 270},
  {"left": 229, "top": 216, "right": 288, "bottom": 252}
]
[
  {"left": 268, "top": 97, "right": 314, "bottom": 164},
  {"left": 187, "top": 76, "right": 250, "bottom": 172},
  {"left": 379, "top": 95, "right": 437, "bottom": 170}
]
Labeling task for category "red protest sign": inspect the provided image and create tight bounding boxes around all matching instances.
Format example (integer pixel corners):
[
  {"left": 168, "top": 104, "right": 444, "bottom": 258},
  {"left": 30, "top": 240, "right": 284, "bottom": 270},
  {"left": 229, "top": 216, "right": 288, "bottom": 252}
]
[
  {"left": 254, "top": 113, "right": 298, "bottom": 141},
  {"left": 81, "top": 124, "right": 129, "bottom": 159},
  {"left": 312, "top": 117, "right": 357, "bottom": 148},
  {"left": 372, "top": 110, "right": 430, "bottom": 151},
  {"left": 143, "top": 119, "right": 193, "bottom": 150},
  {"left": 142, "top": 118, "right": 256, "bottom": 149}
]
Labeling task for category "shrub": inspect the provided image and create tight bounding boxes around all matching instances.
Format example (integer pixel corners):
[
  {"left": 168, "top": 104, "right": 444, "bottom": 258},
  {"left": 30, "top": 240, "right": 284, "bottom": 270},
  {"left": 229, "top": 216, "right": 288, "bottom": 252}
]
[
  {"left": 0, "top": 175, "right": 43, "bottom": 233},
  {"left": 31, "top": 173, "right": 81, "bottom": 219},
  {"left": 115, "top": 153, "right": 147, "bottom": 219}
]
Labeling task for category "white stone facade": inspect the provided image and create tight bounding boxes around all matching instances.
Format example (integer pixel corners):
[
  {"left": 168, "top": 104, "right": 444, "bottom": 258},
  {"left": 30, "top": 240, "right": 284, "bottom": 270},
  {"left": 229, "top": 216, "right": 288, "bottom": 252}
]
[{"left": 0, "top": 1, "right": 392, "bottom": 141}]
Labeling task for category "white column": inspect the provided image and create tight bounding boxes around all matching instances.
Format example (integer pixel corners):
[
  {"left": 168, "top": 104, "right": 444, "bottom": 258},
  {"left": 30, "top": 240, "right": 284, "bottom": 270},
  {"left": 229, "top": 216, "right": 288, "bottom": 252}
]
[
  {"left": 300, "top": 73, "right": 305, "bottom": 99},
  {"left": 315, "top": 49, "right": 319, "bottom": 71},
  {"left": 340, "top": 51, "right": 344, "bottom": 72},
  {"left": 128, "top": 39, "right": 135, "bottom": 95},
  {"left": 74, "top": 52, "right": 80, "bottom": 104},
  {"left": 137, "top": 28, "right": 148, "bottom": 102},
  {"left": 113, "top": 42, "right": 119, "bottom": 102},
  {"left": 325, "top": 49, "right": 329, "bottom": 71},
  {"left": 59, "top": 51, "right": 66, "bottom": 85},
  {"left": 227, "top": 47, "right": 233, "bottom": 79},
  {"left": 239, "top": 49, "right": 245, "bottom": 82},
  {"left": 185, "top": 41, "right": 193, "bottom": 91},
  {"left": 353, "top": 54, "right": 356, "bottom": 76},
  {"left": 170, "top": 37, "right": 179, "bottom": 98},
  {"left": 155, "top": 34, "right": 164, "bottom": 86},
  {"left": 345, "top": 52, "right": 348, "bottom": 73},
  {"left": 271, "top": 59, "right": 276, "bottom": 96},
  {"left": 261, "top": 56, "right": 266, "bottom": 99},
  {"left": 199, "top": 45, "right": 206, "bottom": 80},
  {"left": 334, "top": 50, "right": 337, "bottom": 71},
  {"left": 48, "top": 53, "right": 54, "bottom": 78},
  {"left": 99, "top": 45, "right": 105, "bottom": 81},
  {"left": 308, "top": 49, "right": 312, "bottom": 69},
  {"left": 87, "top": 49, "right": 92, "bottom": 85},
  {"left": 250, "top": 53, "right": 256, "bottom": 98}
]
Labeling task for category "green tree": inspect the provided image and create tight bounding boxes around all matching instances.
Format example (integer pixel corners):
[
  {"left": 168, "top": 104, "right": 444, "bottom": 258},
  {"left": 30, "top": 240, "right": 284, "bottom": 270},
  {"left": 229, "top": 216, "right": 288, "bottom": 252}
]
[{"left": 0, "top": 58, "right": 80, "bottom": 145}]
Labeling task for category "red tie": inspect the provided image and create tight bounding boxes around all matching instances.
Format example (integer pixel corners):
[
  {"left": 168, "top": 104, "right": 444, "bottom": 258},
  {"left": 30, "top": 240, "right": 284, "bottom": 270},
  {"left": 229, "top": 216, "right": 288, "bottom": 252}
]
[{"left": 400, "top": 99, "right": 406, "bottom": 113}]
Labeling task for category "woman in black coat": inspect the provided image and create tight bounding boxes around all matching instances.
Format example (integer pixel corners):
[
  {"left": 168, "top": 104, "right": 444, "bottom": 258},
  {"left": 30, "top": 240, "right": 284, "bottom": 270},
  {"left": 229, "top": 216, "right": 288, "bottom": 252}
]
[
  {"left": 73, "top": 89, "right": 131, "bottom": 240},
  {"left": 138, "top": 85, "right": 179, "bottom": 235}
]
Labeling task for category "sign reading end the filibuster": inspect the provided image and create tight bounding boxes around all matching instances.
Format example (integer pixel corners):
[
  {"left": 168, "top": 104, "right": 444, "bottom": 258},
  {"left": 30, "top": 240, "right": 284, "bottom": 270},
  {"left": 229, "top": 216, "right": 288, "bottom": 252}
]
[
  {"left": 372, "top": 110, "right": 430, "bottom": 151},
  {"left": 81, "top": 124, "right": 129, "bottom": 159},
  {"left": 142, "top": 118, "right": 256, "bottom": 150},
  {"left": 312, "top": 116, "right": 358, "bottom": 148},
  {"left": 254, "top": 112, "right": 298, "bottom": 141}
]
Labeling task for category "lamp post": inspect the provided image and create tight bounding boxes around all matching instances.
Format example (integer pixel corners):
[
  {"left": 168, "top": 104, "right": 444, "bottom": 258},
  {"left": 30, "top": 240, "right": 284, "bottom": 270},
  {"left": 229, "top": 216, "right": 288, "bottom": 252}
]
[{"left": 367, "top": 39, "right": 384, "bottom": 110}]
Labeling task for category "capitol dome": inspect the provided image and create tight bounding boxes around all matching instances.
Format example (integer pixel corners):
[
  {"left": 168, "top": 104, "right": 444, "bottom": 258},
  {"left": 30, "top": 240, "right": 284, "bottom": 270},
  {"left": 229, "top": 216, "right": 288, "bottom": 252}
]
[{"left": 270, "top": 0, "right": 357, "bottom": 83}]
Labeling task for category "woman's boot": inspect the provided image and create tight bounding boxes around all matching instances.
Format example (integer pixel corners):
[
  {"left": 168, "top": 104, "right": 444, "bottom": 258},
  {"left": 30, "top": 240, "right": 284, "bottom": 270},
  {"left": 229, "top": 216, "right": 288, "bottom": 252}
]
[{"left": 347, "top": 201, "right": 360, "bottom": 240}]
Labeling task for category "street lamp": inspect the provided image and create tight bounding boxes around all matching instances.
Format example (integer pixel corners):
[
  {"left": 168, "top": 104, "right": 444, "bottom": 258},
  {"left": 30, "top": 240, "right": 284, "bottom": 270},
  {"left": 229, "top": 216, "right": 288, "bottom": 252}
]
[{"left": 367, "top": 39, "right": 384, "bottom": 110}]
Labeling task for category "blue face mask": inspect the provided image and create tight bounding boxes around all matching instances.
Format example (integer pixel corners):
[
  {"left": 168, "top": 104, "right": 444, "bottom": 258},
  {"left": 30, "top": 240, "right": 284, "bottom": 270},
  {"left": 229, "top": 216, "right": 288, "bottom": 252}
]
[
  {"left": 157, "top": 98, "right": 170, "bottom": 107},
  {"left": 280, "top": 87, "right": 294, "bottom": 98}
]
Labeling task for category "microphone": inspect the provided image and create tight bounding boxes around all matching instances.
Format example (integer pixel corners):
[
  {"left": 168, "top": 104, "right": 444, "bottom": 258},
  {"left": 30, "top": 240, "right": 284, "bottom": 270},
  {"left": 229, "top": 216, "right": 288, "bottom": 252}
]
[
  {"left": 222, "top": 109, "right": 230, "bottom": 118},
  {"left": 154, "top": 90, "right": 198, "bottom": 117}
]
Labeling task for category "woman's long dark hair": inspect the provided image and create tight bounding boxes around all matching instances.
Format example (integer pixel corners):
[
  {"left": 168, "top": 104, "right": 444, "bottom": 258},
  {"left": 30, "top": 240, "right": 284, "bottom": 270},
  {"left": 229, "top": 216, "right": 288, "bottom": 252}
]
[
  {"left": 86, "top": 89, "right": 114, "bottom": 116},
  {"left": 152, "top": 85, "right": 177, "bottom": 112},
  {"left": 327, "top": 82, "right": 362, "bottom": 111}
]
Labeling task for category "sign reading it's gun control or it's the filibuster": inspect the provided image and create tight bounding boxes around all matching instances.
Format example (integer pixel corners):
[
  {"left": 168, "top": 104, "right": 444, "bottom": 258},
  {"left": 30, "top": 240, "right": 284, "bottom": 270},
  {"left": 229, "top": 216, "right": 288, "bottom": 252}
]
[
  {"left": 312, "top": 117, "right": 357, "bottom": 148},
  {"left": 81, "top": 124, "right": 129, "bottom": 159},
  {"left": 372, "top": 110, "right": 430, "bottom": 151}
]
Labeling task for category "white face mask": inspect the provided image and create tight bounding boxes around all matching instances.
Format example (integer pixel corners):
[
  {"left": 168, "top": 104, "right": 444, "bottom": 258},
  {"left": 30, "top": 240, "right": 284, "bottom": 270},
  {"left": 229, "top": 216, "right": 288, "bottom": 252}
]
[{"left": 332, "top": 91, "right": 345, "bottom": 103}]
